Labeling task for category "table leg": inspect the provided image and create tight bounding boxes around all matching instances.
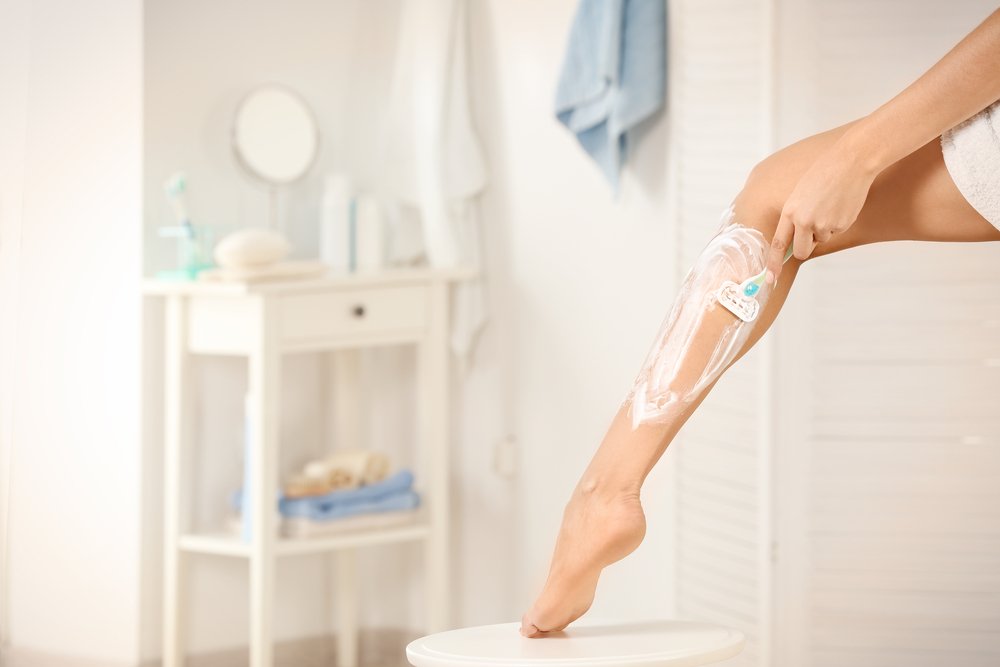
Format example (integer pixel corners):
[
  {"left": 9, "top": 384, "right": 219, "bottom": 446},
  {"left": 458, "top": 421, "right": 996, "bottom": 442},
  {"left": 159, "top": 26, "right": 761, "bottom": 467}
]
[
  {"left": 335, "top": 548, "right": 360, "bottom": 667},
  {"left": 163, "top": 295, "right": 189, "bottom": 667},
  {"left": 249, "top": 296, "right": 280, "bottom": 667},
  {"left": 325, "top": 349, "right": 362, "bottom": 667},
  {"left": 419, "top": 281, "right": 450, "bottom": 633}
]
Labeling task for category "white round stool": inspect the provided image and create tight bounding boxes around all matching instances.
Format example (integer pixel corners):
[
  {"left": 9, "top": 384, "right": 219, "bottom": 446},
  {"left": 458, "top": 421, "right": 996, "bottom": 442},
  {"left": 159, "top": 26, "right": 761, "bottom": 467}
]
[{"left": 406, "top": 618, "right": 745, "bottom": 667}]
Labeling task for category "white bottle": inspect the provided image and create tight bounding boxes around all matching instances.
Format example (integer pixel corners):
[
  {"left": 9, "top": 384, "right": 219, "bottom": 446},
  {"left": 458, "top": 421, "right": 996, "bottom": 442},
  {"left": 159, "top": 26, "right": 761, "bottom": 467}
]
[
  {"left": 319, "top": 173, "right": 353, "bottom": 273},
  {"left": 354, "top": 193, "right": 385, "bottom": 273}
]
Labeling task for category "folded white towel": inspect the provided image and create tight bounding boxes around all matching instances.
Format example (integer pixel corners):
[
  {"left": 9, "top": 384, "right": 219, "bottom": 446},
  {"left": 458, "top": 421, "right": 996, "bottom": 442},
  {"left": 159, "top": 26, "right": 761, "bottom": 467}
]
[
  {"left": 198, "top": 259, "right": 328, "bottom": 283},
  {"left": 941, "top": 99, "right": 1000, "bottom": 231},
  {"left": 281, "top": 508, "right": 422, "bottom": 538},
  {"left": 226, "top": 508, "right": 421, "bottom": 538},
  {"left": 299, "top": 449, "right": 391, "bottom": 492}
]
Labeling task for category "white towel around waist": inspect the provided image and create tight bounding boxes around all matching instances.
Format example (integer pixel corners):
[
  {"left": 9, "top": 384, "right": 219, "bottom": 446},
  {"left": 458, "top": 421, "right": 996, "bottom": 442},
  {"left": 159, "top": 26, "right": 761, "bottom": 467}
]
[{"left": 940, "top": 99, "right": 1000, "bottom": 230}]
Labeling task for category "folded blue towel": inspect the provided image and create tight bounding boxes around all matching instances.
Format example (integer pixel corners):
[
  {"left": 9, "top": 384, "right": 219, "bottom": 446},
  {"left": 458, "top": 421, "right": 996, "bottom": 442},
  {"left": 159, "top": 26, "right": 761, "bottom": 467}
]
[
  {"left": 233, "top": 468, "right": 416, "bottom": 512},
  {"left": 282, "top": 489, "right": 421, "bottom": 522},
  {"left": 278, "top": 468, "right": 415, "bottom": 517},
  {"left": 555, "top": 0, "right": 666, "bottom": 192}
]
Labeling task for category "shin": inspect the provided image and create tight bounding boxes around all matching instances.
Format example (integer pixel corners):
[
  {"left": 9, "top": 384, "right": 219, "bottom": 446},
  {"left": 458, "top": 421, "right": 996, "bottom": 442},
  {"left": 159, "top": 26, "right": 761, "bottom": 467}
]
[{"left": 622, "top": 205, "right": 774, "bottom": 429}]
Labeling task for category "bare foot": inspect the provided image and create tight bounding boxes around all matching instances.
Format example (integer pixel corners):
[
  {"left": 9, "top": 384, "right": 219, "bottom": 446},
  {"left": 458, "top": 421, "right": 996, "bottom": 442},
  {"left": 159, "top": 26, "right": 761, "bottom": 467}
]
[{"left": 519, "top": 483, "right": 647, "bottom": 637}]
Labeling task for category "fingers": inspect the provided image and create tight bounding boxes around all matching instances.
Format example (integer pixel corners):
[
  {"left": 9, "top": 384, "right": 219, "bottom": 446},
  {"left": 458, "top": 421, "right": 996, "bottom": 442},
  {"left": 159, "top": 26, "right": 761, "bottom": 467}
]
[
  {"left": 813, "top": 227, "right": 835, "bottom": 244},
  {"left": 768, "top": 207, "right": 841, "bottom": 284},
  {"left": 792, "top": 223, "right": 816, "bottom": 261},
  {"left": 766, "top": 213, "right": 794, "bottom": 284}
]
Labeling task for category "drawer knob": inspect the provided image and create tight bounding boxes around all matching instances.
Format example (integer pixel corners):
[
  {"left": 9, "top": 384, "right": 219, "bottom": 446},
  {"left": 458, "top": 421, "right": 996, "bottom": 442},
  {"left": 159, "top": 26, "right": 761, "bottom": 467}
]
[{"left": 352, "top": 304, "right": 366, "bottom": 318}]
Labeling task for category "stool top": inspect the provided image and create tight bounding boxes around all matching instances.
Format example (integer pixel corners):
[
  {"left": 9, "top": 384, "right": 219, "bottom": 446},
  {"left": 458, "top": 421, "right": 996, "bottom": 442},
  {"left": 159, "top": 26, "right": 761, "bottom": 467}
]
[{"left": 405, "top": 618, "right": 744, "bottom": 667}]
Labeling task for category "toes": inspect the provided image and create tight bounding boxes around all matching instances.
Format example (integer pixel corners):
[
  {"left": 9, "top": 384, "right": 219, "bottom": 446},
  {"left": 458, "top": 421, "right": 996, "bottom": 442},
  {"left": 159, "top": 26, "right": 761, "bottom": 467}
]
[
  {"left": 520, "top": 612, "right": 542, "bottom": 637},
  {"left": 521, "top": 603, "right": 567, "bottom": 637},
  {"left": 520, "top": 621, "right": 541, "bottom": 638}
]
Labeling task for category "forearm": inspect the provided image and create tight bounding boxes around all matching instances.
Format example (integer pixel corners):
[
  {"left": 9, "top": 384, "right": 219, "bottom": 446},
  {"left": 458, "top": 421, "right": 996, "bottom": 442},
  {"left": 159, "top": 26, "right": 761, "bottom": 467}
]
[{"left": 839, "top": 8, "right": 1000, "bottom": 174}]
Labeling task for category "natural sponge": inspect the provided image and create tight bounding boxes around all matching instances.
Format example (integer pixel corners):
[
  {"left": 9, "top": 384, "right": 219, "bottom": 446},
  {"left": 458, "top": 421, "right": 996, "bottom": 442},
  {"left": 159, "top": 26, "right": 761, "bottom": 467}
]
[{"left": 213, "top": 228, "right": 291, "bottom": 269}]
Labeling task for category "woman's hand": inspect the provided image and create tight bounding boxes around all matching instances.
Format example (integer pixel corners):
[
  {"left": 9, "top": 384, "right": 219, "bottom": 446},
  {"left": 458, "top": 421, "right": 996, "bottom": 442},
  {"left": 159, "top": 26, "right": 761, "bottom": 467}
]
[
  {"left": 763, "top": 7, "right": 1000, "bottom": 283},
  {"left": 766, "top": 139, "right": 878, "bottom": 283}
]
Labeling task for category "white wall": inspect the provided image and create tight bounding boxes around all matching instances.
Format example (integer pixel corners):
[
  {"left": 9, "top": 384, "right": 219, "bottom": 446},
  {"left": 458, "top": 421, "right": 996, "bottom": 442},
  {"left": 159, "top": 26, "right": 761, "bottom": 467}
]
[
  {"left": 143, "top": 0, "right": 403, "bottom": 273},
  {"left": 28, "top": 2, "right": 997, "bottom": 664},
  {"left": 667, "top": 0, "right": 774, "bottom": 664},
  {"left": 468, "top": 0, "right": 678, "bottom": 620},
  {"left": 0, "top": 0, "right": 143, "bottom": 664},
  {"left": 140, "top": 2, "right": 679, "bottom": 661},
  {"left": 0, "top": 0, "right": 31, "bottom": 653},
  {"left": 141, "top": 0, "right": 521, "bottom": 659},
  {"left": 142, "top": 1, "right": 401, "bottom": 656},
  {"left": 141, "top": 0, "right": 420, "bottom": 656}
]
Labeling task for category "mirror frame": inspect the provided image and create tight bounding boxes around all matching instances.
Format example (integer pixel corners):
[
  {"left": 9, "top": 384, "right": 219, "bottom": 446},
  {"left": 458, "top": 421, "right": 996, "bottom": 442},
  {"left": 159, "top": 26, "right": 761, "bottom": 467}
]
[{"left": 231, "top": 83, "right": 320, "bottom": 186}]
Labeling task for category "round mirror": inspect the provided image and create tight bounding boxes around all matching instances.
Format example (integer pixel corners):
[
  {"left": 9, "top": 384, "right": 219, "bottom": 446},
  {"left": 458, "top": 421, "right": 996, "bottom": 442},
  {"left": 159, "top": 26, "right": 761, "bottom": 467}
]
[{"left": 233, "top": 85, "right": 319, "bottom": 185}]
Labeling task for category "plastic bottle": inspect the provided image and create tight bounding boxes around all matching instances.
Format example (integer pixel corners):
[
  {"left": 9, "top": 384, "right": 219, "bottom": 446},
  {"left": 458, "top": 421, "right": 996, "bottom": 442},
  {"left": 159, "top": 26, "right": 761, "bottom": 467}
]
[
  {"left": 319, "top": 173, "right": 353, "bottom": 273},
  {"left": 354, "top": 193, "right": 385, "bottom": 273}
]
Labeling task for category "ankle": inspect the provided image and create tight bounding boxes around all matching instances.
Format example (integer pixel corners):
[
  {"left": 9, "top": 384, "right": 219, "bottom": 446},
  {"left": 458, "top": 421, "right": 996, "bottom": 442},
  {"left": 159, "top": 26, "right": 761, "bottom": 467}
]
[{"left": 576, "top": 473, "right": 642, "bottom": 502}]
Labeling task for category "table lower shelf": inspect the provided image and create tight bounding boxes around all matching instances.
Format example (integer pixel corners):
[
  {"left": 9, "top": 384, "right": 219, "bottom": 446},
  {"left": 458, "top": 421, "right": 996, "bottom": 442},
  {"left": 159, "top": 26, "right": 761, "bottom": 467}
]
[{"left": 178, "top": 517, "right": 430, "bottom": 558}]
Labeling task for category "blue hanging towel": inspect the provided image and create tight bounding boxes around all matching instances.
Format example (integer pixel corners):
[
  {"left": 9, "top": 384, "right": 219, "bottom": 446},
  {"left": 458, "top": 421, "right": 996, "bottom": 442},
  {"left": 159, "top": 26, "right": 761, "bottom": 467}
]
[{"left": 554, "top": 0, "right": 667, "bottom": 192}]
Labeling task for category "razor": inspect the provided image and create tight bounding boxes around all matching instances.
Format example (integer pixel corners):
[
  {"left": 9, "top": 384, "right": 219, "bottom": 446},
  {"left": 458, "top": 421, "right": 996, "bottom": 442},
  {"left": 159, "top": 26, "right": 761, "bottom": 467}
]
[{"left": 715, "top": 246, "right": 793, "bottom": 323}]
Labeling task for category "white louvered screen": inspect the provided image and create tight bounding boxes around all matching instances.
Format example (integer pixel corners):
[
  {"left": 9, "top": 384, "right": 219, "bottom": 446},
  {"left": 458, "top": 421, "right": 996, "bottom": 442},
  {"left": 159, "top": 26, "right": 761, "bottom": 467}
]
[
  {"left": 671, "top": 1, "right": 772, "bottom": 666},
  {"left": 772, "top": 2, "right": 1000, "bottom": 666},
  {"left": 781, "top": 244, "right": 1000, "bottom": 667}
]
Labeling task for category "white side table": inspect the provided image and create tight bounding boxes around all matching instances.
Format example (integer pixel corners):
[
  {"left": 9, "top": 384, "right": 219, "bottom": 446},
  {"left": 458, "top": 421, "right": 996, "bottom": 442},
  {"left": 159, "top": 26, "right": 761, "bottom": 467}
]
[
  {"left": 145, "top": 268, "right": 474, "bottom": 667},
  {"left": 406, "top": 618, "right": 745, "bottom": 667}
]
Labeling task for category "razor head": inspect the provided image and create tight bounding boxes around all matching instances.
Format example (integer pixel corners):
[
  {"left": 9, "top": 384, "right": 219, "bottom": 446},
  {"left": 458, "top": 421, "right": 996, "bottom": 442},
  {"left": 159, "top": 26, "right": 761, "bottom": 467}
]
[{"left": 716, "top": 281, "right": 760, "bottom": 323}]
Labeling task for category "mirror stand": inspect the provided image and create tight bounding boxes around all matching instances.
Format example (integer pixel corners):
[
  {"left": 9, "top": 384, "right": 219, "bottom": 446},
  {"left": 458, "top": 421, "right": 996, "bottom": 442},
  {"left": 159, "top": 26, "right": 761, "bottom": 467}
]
[{"left": 232, "top": 84, "right": 320, "bottom": 237}]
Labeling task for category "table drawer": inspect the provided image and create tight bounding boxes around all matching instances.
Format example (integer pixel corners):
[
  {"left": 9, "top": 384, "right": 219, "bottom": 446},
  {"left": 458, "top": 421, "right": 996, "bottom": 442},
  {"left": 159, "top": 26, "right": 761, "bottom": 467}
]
[{"left": 278, "top": 285, "right": 428, "bottom": 343}]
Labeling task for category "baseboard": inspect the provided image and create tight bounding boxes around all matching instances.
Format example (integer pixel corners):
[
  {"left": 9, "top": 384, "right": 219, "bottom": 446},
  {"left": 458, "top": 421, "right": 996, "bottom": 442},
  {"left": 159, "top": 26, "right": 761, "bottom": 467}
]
[
  {"left": 2, "top": 626, "right": 418, "bottom": 667},
  {"left": 0, "top": 646, "right": 136, "bottom": 667},
  {"left": 142, "top": 626, "right": 418, "bottom": 667}
]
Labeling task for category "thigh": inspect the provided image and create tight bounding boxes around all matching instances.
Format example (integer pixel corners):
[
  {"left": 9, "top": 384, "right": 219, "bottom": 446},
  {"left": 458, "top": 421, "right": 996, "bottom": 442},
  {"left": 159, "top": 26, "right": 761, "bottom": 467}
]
[
  {"left": 732, "top": 119, "right": 1000, "bottom": 259},
  {"left": 721, "top": 120, "right": 1000, "bottom": 367}
]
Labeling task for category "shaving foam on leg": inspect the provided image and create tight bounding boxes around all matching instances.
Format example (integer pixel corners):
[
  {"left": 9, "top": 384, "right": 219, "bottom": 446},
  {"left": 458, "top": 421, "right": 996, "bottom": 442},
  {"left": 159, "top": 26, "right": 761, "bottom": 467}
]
[{"left": 622, "top": 205, "right": 772, "bottom": 429}]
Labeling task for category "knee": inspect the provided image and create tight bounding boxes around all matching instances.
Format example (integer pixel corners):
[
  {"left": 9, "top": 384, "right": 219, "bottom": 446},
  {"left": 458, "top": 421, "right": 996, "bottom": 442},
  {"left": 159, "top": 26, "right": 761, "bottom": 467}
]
[{"left": 730, "top": 159, "right": 784, "bottom": 239}]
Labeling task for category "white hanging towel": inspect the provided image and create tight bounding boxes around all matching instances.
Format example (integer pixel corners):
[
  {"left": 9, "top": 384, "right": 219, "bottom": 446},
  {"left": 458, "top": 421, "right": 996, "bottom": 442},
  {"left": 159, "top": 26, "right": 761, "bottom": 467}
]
[{"left": 379, "top": 0, "right": 489, "bottom": 366}]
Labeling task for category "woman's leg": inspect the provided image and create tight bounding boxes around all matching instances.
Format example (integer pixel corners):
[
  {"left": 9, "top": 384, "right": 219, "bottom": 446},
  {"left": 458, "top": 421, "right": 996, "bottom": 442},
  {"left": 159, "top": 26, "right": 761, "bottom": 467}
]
[{"left": 520, "top": 123, "right": 1000, "bottom": 637}]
